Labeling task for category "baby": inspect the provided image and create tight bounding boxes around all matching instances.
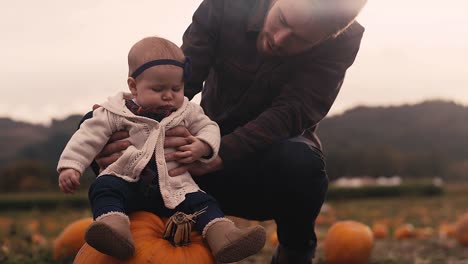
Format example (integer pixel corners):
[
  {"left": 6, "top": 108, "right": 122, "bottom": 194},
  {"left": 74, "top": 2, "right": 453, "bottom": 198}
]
[{"left": 57, "top": 36, "right": 266, "bottom": 263}]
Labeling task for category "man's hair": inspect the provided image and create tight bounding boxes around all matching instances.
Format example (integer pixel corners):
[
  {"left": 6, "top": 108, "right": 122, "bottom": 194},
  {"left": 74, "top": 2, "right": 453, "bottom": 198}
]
[{"left": 128, "top": 36, "right": 185, "bottom": 77}]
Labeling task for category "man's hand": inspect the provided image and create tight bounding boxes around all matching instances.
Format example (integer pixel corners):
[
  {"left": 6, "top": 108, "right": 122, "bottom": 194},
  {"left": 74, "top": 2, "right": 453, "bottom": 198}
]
[
  {"left": 168, "top": 156, "right": 224, "bottom": 177},
  {"left": 164, "top": 126, "right": 193, "bottom": 149},
  {"left": 58, "top": 168, "right": 81, "bottom": 194},
  {"left": 165, "top": 126, "right": 222, "bottom": 176},
  {"left": 165, "top": 126, "right": 211, "bottom": 159},
  {"left": 166, "top": 136, "right": 212, "bottom": 164},
  {"left": 95, "top": 131, "right": 131, "bottom": 171}
]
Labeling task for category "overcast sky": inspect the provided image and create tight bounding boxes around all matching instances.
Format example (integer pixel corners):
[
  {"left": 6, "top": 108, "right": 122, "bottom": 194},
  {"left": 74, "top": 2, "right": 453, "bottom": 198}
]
[{"left": 1, "top": 0, "right": 467, "bottom": 125}]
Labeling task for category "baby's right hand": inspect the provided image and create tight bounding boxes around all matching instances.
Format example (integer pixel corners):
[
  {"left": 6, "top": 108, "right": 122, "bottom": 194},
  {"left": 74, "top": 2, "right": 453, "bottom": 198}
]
[{"left": 58, "top": 169, "right": 81, "bottom": 194}]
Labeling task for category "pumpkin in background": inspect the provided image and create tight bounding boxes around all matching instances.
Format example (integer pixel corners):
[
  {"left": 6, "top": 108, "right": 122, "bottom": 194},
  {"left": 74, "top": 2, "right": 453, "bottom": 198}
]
[
  {"left": 371, "top": 223, "right": 388, "bottom": 239},
  {"left": 53, "top": 217, "right": 93, "bottom": 260},
  {"left": 414, "top": 227, "right": 434, "bottom": 239},
  {"left": 74, "top": 211, "right": 215, "bottom": 264},
  {"left": 324, "top": 220, "right": 374, "bottom": 264},
  {"left": 394, "top": 223, "right": 416, "bottom": 240},
  {"left": 455, "top": 213, "right": 468, "bottom": 246},
  {"left": 31, "top": 233, "right": 47, "bottom": 246},
  {"left": 438, "top": 222, "right": 456, "bottom": 238}
]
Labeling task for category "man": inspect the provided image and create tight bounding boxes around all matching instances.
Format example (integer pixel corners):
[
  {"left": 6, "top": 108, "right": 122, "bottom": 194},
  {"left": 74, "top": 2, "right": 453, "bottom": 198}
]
[{"left": 97, "top": 0, "right": 366, "bottom": 262}]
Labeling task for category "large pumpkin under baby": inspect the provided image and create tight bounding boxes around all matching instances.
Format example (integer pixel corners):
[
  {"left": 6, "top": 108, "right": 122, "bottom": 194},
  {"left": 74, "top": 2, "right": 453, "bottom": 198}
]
[{"left": 73, "top": 211, "right": 215, "bottom": 264}]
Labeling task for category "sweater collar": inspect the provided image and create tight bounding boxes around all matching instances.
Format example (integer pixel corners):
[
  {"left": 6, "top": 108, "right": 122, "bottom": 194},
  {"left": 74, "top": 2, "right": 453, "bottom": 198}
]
[{"left": 124, "top": 99, "right": 173, "bottom": 121}]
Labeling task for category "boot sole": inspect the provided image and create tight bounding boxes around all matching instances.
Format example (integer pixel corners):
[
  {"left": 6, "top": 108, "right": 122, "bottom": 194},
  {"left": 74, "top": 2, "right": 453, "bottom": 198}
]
[
  {"left": 215, "top": 226, "right": 267, "bottom": 263},
  {"left": 85, "top": 222, "right": 135, "bottom": 260}
]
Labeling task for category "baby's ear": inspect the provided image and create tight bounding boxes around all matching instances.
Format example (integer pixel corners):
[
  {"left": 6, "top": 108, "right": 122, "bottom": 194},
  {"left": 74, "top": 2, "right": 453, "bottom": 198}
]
[{"left": 127, "top": 77, "right": 137, "bottom": 95}]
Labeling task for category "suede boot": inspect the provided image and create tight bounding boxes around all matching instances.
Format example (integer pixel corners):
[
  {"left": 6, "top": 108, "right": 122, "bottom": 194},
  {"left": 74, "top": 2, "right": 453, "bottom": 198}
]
[
  {"left": 203, "top": 218, "right": 266, "bottom": 263},
  {"left": 85, "top": 212, "right": 135, "bottom": 260},
  {"left": 270, "top": 244, "right": 314, "bottom": 264}
]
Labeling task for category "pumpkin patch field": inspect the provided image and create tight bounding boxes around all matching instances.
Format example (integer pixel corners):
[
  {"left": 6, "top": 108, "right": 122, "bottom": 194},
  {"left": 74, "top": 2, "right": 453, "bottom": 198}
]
[{"left": 1, "top": 183, "right": 468, "bottom": 264}]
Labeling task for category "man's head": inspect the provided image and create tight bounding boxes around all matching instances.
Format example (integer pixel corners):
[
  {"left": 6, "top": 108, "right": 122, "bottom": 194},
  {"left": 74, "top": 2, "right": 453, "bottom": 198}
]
[
  {"left": 257, "top": 0, "right": 367, "bottom": 57},
  {"left": 127, "top": 37, "right": 186, "bottom": 111}
]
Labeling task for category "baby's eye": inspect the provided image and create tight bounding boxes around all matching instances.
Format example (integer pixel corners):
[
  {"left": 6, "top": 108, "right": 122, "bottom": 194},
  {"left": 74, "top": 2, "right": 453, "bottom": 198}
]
[
  {"left": 172, "top": 86, "right": 183, "bottom": 92},
  {"left": 152, "top": 87, "right": 163, "bottom": 92}
]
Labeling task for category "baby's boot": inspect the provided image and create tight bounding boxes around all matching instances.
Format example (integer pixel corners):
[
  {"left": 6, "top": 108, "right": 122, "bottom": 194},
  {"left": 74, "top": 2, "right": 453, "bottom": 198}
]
[
  {"left": 203, "top": 218, "right": 266, "bottom": 263},
  {"left": 85, "top": 212, "right": 135, "bottom": 259}
]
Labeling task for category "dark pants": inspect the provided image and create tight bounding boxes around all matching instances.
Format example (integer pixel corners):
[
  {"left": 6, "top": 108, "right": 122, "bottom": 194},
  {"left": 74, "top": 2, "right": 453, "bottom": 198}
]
[
  {"left": 88, "top": 175, "right": 224, "bottom": 233},
  {"left": 195, "top": 137, "right": 328, "bottom": 252}
]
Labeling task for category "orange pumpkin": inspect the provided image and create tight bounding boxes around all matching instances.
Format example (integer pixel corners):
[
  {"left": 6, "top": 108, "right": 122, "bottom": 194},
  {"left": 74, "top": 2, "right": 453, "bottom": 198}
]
[
  {"left": 414, "top": 227, "right": 434, "bottom": 239},
  {"left": 53, "top": 217, "right": 93, "bottom": 260},
  {"left": 0, "top": 217, "right": 13, "bottom": 234},
  {"left": 324, "top": 220, "right": 374, "bottom": 264},
  {"left": 269, "top": 231, "right": 279, "bottom": 246},
  {"left": 74, "top": 211, "right": 215, "bottom": 264},
  {"left": 455, "top": 213, "right": 468, "bottom": 246},
  {"left": 371, "top": 223, "right": 388, "bottom": 239},
  {"left": 26, "top": 219, "right": 40, "bottom": 233},
  {"left": 438, "top": 222, "right": 456, "bottom": 238},
  {"left": 31, "top": 233, "right": 47, "bottom": 246},
  {"left": 394, "top": 224, "right": 415, "bottom": 240},
  {"left": 315, "top": 214, "right": 337, "bottom": 226}
]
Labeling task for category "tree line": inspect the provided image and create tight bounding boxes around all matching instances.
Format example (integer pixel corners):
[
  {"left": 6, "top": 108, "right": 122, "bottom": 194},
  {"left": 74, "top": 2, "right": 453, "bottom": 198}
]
[{"left": 1, "top": 100, "right": 467, "bottom": 192}]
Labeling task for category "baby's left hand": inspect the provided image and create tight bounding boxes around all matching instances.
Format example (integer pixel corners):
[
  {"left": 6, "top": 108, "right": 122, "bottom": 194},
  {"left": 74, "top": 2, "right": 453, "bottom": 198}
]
[{"left": 169, "top": 136, "right": 211, "bottom": 164}]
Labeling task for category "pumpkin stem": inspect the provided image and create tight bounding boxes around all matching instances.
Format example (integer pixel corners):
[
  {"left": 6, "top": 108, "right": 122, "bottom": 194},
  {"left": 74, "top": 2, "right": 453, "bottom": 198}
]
[{"left": 163, "top": 207, "right": 208, "bottom": 246}]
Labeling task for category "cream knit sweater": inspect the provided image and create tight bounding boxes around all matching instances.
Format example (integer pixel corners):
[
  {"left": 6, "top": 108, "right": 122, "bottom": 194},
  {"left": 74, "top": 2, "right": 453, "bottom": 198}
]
[{"left": 57, "top": 92, "right": 220, "bottom": 209}]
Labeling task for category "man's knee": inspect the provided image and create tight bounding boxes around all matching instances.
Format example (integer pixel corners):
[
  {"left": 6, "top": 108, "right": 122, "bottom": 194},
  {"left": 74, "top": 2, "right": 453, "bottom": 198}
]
[
  {"left": 261, "top": 140, "right": 328, "bottom": 215},
  {"left": 266, "top": 140, "right": 328, "bottom": 187}
]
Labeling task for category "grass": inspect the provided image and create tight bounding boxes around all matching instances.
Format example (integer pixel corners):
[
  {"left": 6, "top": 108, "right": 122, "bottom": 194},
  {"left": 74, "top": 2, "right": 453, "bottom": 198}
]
[
  {"left": 0, "top": 183, "right": 468, "bottom": 263},
  {"left": 0, "top": 192, "right": 89, "bottom": 210}
]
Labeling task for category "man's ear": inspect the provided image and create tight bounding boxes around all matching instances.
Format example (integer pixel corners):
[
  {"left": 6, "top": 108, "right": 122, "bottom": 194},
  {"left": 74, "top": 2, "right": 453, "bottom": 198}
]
[{"left": 127, "top": 77, "right": 137, "bottom": 96}]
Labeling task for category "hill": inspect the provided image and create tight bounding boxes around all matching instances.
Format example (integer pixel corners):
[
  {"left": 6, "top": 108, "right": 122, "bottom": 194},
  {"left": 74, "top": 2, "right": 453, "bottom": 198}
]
[
  {"left": 1, "top": 100, "right": 468, "bottom": 191},
  {"left": 317, "top": 100, "right": 468, "bottom": 179}
]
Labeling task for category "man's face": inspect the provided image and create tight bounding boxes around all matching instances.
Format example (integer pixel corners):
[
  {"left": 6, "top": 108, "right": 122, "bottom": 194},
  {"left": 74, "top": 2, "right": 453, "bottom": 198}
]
[{"left": 257, "top": 0, "right": 325, "bottom": 57}]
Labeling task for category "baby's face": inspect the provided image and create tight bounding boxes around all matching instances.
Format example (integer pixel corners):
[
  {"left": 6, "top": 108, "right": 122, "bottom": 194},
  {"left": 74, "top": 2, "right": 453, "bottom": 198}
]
[{"left": 130, "top": 65, "right": 184, "bottom": 111}]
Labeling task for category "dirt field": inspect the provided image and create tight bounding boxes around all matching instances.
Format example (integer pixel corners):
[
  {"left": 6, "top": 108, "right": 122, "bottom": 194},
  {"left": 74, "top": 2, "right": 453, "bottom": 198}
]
[{"left": 1, "top": 183, "right": 468, "bottom": 263}]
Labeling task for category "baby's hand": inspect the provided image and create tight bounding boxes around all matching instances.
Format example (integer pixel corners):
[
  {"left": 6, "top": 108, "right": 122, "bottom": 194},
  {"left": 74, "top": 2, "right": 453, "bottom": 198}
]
[
  {"left": 58, "top": 168, "right": 81, "bottom": 194},
  {"left": 173, "top": 136, "right": 212, "bottom": 164}
]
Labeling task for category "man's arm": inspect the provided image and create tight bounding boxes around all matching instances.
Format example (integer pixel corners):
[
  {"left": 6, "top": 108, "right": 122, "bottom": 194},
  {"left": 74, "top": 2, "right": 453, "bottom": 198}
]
[
  {"left": 219, "top": 24, "right": 365, "bottom": 165},
  {"left": 181, "top": 0, "right": 222, "bottom": 100},
  {"left": 163, "top": 0, "right": 223, "bottom": 176}
]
